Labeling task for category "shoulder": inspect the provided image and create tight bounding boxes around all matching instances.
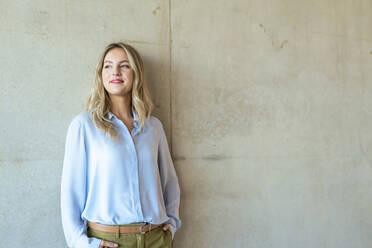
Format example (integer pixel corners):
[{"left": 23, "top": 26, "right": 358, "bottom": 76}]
[
  {"left": 146, "top": 115, "right": 168, "bottom": 140},
  {"left": 147, "top": 115, "right": 164, "bottom": 130},
  {"left": 68, "top": 111, "right": 93, "bottom": 130}
]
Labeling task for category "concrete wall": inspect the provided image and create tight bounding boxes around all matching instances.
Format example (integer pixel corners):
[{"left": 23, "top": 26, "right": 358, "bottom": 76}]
[{"left": 1, "top": 0, "right": 371, "bottom": 247}]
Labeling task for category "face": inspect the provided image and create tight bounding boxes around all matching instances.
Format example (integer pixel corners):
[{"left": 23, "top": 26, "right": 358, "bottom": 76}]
[{"left": 102, "top": 47, "right": 134, "bottom": 97}]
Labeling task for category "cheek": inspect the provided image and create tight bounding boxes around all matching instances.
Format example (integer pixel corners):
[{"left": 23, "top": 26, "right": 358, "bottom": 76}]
[
  {"left": 102, "top": 71, "right": 109, "bottom": 82},
  {"left": 128, "top": 70, "right": 134, "bottom": 80},
  {"left": 102, "top": 71, "right": 107, "bottom": 78}
]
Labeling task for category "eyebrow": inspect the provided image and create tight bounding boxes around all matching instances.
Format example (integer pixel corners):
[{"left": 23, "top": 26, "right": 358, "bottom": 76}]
[{"left": 104, "top": 60, "right": 129, "bottom": 64}]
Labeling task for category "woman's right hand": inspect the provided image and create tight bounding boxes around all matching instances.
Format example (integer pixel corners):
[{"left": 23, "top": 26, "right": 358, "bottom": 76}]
[{"left": 99, "top": 240, "right": 119, "bottom": 247}]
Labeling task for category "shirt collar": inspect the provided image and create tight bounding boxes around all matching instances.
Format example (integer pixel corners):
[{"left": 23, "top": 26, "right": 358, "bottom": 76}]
[{"left": 108, "top": 106, "right": 140, "bottom": 129}]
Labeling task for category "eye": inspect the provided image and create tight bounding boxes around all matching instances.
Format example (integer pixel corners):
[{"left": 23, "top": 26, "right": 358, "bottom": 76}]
[
  {"left": 103, "top": 65, "right": 111, "bottom": 69},
  {"left": 120, "top": 64, "right": 130, "bottom": 69}
]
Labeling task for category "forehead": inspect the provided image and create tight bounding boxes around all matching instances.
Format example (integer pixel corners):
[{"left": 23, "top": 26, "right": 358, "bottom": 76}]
[{"left": 104, "top": 48, "right": 129, "bottom": 62}]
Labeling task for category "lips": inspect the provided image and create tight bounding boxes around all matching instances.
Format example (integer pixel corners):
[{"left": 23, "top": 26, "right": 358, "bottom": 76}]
[{"left": 110, "top": 79, "right": 124, "bottom": 84}]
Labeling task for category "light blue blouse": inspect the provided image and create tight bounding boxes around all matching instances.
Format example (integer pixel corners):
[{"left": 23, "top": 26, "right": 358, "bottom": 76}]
[{"left": 60, "top": 108, "right": 181, "bottom": 248}]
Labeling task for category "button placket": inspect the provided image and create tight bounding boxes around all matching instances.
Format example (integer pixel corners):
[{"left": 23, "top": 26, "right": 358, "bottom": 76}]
[{"left": 110, "top": 113, "right": 145, "bottom": 220}]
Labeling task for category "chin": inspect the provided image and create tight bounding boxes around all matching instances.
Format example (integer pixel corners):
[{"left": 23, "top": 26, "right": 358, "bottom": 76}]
[{"left": 108, "top": 91, "right": 131, "bottom": 97}]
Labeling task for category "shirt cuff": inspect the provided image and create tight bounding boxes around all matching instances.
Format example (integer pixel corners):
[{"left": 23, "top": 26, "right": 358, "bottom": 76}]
[
  {"left": 167, "top": 223, "right": 176, "bottom": 240},
  {"left": 94, "top": 238, "right": 102, "bottom": 248},
  {"left": 93, "top": 237, "right": 102, "bottom": 248}
]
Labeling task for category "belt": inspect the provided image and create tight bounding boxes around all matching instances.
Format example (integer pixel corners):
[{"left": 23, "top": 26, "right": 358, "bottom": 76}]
[{"left": 87, "top": 221, "right": 163, "bottom": 234}]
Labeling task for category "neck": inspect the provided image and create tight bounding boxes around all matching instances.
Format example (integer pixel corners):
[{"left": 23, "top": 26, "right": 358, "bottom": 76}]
[{"left": 109, "top": 94, "right": 133, "bottom": 120}]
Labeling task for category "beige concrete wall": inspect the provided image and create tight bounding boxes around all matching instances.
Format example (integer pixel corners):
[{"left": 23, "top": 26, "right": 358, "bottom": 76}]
[{"left": 1, "top": 0, "right": 371, "bottom": 247}]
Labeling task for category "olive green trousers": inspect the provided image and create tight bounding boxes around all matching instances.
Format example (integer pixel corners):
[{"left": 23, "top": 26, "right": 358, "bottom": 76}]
[{"left": 86, "top": 222, "right": 172, "bottom": 248}]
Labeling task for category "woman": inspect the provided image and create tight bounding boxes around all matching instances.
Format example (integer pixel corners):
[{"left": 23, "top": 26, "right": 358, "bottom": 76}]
[{"left": 61, "top": 42, "right": 181, "bottom": 248}]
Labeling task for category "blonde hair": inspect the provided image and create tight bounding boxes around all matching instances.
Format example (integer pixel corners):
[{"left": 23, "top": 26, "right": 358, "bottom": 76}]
[{"left": 86, "top": 41, "right": 154, "bottom": 141}]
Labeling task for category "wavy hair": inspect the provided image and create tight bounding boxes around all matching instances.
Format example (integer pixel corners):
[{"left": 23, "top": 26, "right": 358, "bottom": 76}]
[{"left": 86, "top": 41, "right": 154, "bottom": 141}]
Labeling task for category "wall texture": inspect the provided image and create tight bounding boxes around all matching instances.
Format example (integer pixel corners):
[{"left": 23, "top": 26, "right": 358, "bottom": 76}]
[{"left": 0, "top": 0, "right": 371, "bottom": 247}]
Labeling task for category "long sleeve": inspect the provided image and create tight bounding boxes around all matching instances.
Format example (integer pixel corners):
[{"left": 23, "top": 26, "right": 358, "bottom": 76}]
[
  {"left": 60, "top": 117, "right": 102, "bottom": 248},
  {"left": 157, "top": 121, "right": 182, "bottom": 240}
]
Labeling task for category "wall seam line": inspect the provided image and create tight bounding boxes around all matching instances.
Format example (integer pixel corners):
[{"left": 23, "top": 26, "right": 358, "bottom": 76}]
[{"left": 168, "top": 0, "right": 173, "bottom": 154}]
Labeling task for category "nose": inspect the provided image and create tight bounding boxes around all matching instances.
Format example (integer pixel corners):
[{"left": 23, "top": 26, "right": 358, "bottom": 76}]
[{"left": 112, "top": 66, "right": 121, "bottom": 76}]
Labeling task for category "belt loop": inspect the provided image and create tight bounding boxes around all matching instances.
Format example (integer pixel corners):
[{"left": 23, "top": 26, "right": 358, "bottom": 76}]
[
  {"left": 139, "top": 223, "right": 146, "bottom": 234},
  {"left": 116, "top": 225, "right": 120, "bottom": 238},
  {"left": 148, "top": 223, "right": 152, "bottom": 232}
]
